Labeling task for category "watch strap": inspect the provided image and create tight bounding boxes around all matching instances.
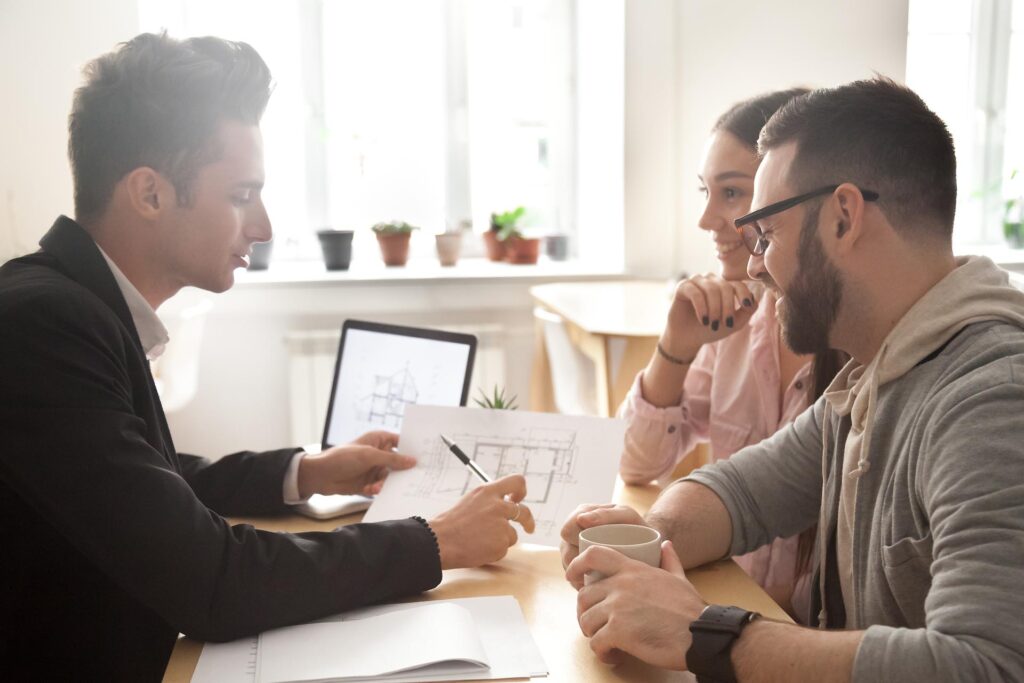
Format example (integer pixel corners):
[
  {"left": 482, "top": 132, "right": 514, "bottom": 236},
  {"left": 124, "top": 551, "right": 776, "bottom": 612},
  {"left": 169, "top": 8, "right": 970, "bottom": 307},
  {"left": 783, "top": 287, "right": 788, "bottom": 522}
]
[{"left": 686, "top": 604, "right": 759, "bottom": 683}]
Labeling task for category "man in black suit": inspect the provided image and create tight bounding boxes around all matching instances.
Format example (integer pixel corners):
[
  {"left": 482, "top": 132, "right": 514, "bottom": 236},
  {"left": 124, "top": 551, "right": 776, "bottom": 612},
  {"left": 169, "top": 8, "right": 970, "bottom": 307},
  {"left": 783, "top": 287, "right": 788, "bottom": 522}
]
[{"left": 0, "top": 33, "right": 534, "bottom": 681}]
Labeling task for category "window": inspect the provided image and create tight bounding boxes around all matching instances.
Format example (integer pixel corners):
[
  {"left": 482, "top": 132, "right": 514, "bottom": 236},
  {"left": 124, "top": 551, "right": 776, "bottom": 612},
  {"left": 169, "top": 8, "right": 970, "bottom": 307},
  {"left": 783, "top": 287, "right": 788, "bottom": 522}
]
[
  {"left": 138, "top": 0, "right": 623, "bottom": 268},
  {"left": 907, "top": 0, "right": 1023, "bottom": 250}
]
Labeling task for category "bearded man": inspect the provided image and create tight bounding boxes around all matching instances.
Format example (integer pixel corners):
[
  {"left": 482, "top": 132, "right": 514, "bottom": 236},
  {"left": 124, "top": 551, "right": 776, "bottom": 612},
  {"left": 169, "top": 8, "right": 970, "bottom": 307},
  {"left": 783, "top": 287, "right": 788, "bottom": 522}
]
[{"left": 559, "top": 78, "right": 1024, "bottom": 682}]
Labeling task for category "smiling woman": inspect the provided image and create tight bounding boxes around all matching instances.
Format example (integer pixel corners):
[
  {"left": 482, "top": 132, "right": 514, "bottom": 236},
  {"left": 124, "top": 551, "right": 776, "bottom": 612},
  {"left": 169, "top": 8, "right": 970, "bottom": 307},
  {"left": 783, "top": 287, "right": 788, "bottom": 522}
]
[{"left": 617, "top": 88, "right": 848, "bottom": 625}]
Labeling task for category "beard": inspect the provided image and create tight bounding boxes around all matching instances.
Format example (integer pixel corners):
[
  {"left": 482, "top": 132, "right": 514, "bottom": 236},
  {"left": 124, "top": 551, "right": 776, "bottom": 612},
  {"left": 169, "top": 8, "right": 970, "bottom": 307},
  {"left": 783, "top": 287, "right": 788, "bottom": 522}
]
[{"left": 778, "top": 203, "right": 843, "bottom": 355}]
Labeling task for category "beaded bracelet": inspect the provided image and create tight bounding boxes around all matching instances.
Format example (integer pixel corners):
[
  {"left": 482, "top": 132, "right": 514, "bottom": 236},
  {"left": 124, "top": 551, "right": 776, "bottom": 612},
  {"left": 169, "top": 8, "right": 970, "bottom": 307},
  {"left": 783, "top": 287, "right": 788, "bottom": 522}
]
[{"left": 657, "top": 341, "right": 695, "bottom": 366}]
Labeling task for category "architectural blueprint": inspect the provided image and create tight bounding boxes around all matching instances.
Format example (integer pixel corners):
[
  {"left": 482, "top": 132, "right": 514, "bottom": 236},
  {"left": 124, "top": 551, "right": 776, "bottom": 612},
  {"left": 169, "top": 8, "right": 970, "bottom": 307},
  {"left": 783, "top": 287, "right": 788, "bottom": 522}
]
[
  {"left": 357, "top": 362, "right": 419, "bottom": 429},
  {"left": 362, "top": 405, "right": 626, "bottom": 547}
]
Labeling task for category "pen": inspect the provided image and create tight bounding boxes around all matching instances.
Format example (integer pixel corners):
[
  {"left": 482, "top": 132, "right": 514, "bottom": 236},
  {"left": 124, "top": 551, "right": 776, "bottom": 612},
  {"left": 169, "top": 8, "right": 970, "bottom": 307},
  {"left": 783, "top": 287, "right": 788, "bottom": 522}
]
[{"left": 440, "top": 434, "right": 492, "bottom": 483}]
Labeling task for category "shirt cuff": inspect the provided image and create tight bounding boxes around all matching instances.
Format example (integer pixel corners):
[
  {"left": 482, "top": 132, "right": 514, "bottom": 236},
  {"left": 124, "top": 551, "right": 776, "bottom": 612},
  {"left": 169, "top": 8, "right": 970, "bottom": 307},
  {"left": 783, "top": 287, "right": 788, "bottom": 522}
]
[{"left": 282, "top": 450, "right": 308, "bottom": 504}]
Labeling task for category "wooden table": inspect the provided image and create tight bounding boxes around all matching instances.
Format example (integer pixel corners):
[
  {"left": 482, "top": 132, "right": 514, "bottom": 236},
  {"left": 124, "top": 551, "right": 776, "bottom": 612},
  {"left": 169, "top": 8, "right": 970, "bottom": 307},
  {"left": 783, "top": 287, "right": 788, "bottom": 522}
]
[
  {"left": 163, "top": 480, "right": 790, "bottom": 683},
  {"left": 530, "top": 281, "right": 671, "bottom": 417}
]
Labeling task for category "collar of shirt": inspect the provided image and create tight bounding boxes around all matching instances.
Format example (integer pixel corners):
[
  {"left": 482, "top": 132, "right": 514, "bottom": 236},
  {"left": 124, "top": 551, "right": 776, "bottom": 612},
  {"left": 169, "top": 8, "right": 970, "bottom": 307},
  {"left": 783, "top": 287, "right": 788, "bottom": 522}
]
[{"left": 95, "top": 246, "right": 169, "bottom": 360}]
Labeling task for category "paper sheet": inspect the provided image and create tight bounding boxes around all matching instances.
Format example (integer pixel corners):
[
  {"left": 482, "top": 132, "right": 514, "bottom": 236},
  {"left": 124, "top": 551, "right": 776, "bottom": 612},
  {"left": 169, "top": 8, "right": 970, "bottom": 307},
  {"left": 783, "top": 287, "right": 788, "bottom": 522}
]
[
  {"left": 192, "top": 596, "right": 546, "bottom": 683},
  {"left": 257, "top": 602, "right": 487, "bottom": 682},
  {"left": 362, "top": 405, "right": 626, "bottom": 547}
]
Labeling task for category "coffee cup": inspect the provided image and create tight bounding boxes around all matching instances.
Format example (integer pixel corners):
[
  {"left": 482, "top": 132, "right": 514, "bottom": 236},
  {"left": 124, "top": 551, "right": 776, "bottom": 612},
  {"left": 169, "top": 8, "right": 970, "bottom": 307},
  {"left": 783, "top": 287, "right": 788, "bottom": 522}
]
[{"left": 578, "top": 524, "right": 662, "bottom": 584}]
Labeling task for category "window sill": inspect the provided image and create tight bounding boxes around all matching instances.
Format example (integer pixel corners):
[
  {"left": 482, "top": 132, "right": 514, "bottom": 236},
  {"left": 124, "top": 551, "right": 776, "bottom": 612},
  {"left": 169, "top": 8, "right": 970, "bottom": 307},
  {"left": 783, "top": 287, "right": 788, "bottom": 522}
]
[
  {"left": 959, "top": 243, "right": 1024, "bottom": 271},
  {"left": 235, "top": 256, "right": 627, "bottom": 287}
]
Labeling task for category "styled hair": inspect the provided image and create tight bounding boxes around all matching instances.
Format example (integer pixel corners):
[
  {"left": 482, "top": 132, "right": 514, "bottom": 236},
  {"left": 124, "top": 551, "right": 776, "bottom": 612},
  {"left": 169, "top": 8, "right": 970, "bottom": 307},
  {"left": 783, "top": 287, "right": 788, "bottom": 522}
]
[
  {"left": 758, "top": 77, "right": 957, "bottom": 239},
  {"left": 713, "top": 88, "right": 811, "bottom": 151},
  {"left": 68, "top": 32, "right": 272, "bottom": 222}
]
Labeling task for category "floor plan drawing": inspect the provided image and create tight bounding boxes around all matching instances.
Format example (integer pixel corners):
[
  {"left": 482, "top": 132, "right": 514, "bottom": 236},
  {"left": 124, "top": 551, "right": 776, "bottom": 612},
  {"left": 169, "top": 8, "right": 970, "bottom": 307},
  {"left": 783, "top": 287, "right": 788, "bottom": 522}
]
[
  {"left": 419, "top": 429, "right": 578, "bottom": 505},
  {"left": 357, "top": 363, "right": 419, "bottom": 429},
  {"left": 363, "top": 405, "right": 626, "bottom": 547}
]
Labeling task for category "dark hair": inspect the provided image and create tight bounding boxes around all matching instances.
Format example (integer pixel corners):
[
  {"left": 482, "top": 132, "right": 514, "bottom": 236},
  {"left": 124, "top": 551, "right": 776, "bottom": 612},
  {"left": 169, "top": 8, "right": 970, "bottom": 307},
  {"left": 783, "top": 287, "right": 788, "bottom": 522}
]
[
  {"left": 69, "top": 32, "right": 272, "bottom": 222},
  {"left": 713, "top": 88, "right": 811, "bottom": 151},
  {"left": 758, "top": 77, "right": 957, "bottom": 239}
]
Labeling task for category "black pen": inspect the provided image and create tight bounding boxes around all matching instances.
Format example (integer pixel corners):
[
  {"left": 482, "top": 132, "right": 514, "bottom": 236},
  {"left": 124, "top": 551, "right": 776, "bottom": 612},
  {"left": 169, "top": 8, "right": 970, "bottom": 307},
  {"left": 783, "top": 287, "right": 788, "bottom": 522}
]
[{"left": 440, "top": 434, "right": 491, "bottom": 483}]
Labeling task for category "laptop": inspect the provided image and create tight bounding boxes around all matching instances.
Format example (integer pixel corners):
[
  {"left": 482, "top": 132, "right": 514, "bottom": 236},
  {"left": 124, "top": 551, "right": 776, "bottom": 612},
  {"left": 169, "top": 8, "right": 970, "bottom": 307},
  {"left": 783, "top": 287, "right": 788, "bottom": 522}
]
[{"left": 296, "top": 319, "right": 477, "bottom": 520}]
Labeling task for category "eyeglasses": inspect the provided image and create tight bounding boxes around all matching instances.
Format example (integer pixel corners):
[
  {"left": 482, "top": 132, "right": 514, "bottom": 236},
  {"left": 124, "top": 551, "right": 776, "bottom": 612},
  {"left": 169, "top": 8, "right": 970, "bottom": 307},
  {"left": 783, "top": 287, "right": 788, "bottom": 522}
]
[{"left": 733, "top": 185, "right": 879, "bottom": 255}]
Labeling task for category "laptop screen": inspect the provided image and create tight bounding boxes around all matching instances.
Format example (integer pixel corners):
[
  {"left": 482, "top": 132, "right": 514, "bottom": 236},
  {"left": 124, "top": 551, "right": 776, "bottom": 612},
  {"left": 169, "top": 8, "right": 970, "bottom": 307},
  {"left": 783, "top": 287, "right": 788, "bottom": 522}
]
[{"left": 321, "top": 320, "right": 477, "bottom": 448}]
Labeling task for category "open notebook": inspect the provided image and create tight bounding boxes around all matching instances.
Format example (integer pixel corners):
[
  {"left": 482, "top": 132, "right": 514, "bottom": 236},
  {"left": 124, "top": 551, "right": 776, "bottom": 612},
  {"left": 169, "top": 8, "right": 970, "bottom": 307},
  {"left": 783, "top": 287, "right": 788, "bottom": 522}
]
[{"left": 192, "top": 596, "right": 547, "bottom": 683}]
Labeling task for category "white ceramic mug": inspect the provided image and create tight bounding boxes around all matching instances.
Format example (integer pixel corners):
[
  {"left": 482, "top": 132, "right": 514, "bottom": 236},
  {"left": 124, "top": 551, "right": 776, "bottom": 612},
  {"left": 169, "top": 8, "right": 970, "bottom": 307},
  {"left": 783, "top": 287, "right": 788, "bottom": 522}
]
[{"left": 578, "top": 524, "right": 663, "bottom": 584}]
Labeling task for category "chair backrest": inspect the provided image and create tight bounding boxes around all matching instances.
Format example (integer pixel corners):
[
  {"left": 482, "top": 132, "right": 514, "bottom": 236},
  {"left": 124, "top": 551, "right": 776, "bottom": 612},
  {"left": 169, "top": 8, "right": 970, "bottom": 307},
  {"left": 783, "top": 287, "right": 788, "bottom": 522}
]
[
  {"left": 533, "top": 306, "right": 599, "bottom": 415},
  {"left": 151, "top": 297, "right": 213, "bottom": 413}
]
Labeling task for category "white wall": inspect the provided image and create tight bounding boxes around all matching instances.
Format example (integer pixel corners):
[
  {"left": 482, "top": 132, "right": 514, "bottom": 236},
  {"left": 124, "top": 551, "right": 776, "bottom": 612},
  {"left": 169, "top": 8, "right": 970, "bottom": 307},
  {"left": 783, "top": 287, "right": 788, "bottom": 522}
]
[
  {"left": 0, "top": 0, "right": 139, "bottom": 260},
  {"left": 673, "top": 0, "right": 910, "bottom": 277}
]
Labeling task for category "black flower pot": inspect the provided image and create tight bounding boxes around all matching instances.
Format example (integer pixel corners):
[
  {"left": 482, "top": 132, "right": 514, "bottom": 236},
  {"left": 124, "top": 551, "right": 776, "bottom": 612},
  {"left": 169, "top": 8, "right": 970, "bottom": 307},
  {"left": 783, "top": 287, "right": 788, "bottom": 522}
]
[
  {"left": 247, "top": 239, "right": 273, "bottom": 270},
  {"left": 317, "top": 230, "right": 355, "bottom": 271}
]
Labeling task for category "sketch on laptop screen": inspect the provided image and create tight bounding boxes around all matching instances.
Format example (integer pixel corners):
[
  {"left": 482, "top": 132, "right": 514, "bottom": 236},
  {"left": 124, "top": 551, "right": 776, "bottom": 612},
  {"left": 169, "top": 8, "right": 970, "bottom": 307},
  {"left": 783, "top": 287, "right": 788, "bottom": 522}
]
[{"left": 322, "top": 322, "right": 476, "bottom": 448}]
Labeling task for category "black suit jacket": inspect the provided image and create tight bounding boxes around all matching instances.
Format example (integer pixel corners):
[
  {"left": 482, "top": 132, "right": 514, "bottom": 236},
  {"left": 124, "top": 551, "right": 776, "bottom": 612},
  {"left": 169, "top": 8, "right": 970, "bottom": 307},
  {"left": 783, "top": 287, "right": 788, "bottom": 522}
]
[{"left": 0, "top": 217, "right": 441, "bottom": 681}]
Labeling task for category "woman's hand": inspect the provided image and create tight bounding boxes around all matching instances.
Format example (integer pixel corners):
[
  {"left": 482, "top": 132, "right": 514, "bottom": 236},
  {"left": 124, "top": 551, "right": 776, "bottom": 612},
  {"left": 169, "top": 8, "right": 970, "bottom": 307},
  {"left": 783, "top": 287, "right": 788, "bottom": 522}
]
[{"left": 660, "top": 274, "right": 758, "bottom": 362}]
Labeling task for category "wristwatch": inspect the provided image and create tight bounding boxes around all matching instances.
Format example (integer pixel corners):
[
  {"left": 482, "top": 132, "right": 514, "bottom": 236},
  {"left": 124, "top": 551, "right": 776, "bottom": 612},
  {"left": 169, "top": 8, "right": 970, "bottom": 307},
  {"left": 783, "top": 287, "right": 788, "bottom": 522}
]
[{"left": 686, "top": 604, "right": 760, "bottom": 683}]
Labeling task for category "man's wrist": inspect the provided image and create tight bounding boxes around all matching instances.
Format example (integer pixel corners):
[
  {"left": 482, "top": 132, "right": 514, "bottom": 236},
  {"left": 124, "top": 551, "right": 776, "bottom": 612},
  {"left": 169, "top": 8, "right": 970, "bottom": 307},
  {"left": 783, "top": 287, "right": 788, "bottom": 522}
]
[
  {"left": 283, "top": 450, "right": 308, "bottom": 504},
  {"left": 686, "top": 604, "right": 760, "bottom": 682},
  {"left": 295, "top": 450, "right": 319, "bottom": 500}
]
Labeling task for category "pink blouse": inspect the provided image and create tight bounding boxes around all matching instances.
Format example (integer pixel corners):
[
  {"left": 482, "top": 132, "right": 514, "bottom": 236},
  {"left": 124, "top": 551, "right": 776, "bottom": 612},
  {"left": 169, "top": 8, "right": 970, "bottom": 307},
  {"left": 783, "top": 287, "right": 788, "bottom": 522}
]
[{"left": 618, "top": 293, "right": 814, "bottom": 621}]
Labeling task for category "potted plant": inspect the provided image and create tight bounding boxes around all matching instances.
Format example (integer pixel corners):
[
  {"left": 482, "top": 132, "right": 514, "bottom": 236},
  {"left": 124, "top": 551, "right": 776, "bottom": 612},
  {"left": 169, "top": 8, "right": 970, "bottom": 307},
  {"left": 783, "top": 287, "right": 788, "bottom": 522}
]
[
  {"left": 316, "top": 229, "right": 355, "bottom": 271},
  {"left": 247, "top": 239, "right": 274, "bottom": 271},
  {"left": 435, "top": 230, "right": 462, "bottom": 267},
  {"left": 496, "top": 214, "right": 541, "bottom": 265},
  {"left": 1004, "top": 197, "right": 1023, "bottom": 249},
  {"left": 485, "top": 207, "right": 524, "bottom": 262},
  {"left": 473, "top": 384, "right": 518, "bottom": 410},
  {"left": 372, "top": 221, "right": 418, "bottom": 266},
  {"left": 1004, "top": 171, "right": 1023, "bottom": 249}
]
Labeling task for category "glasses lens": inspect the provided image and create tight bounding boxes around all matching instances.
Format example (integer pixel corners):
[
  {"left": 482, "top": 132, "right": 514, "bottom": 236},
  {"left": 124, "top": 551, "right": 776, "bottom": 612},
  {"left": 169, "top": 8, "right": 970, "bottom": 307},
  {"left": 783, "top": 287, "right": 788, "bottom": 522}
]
[{"left": 740, "top": 225, "right": 765, "bottom": 255}]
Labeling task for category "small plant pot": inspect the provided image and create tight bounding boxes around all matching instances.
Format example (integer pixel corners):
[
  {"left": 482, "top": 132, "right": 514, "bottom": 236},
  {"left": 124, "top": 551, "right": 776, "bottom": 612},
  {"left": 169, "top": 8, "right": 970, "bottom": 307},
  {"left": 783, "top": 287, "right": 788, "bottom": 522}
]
[
  {"left": 376, "top": 232, "right": 412, "bottom": 266},
  {"left": 483, "top": 231, "right": 507, "bottom": 261},
  {"left": 505, "top": 236, "right": 541, "bottom": 264},
  {"left": 316, "top": 230, "right": 354, "bottom": 271},
  {"left": 247, "top": 239, "right": 273, "bottom": 270},
  {"left": 544, "top": 234, "right": 569, "bottom": 261},
  {"left": 435, "top": 232, "right": 462, "bottom": 267},
  {"left": 1005, "top": 221, "right": 1024, "bottom": 249}
]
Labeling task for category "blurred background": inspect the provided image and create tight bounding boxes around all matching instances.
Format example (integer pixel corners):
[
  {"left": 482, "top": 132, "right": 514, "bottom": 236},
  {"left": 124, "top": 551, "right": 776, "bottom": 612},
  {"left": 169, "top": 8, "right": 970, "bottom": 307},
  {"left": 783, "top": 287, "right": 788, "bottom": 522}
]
[{"left": 2, "top": 0, "right": 1021, "bottom": 456}]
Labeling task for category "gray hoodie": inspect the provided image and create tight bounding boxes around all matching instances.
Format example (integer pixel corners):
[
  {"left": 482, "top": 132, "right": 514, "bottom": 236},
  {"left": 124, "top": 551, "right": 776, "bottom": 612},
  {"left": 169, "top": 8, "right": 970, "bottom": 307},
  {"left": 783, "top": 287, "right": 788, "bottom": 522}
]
[{"left": 684, "top": 257, "right": 1024, "bottom": 681}]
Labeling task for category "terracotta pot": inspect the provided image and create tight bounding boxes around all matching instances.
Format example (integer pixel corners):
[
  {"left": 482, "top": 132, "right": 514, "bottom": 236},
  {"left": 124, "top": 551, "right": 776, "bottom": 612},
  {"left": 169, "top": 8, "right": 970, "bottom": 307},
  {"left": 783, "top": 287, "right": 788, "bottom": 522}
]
[
  {"left": 505, "top": 236, "right": 541, "bottom": 264},
  {"left": 435, "top": 232, "right": 462, "bottom": 267},
  {"left": 483, "top": 231, "right": 506, "bottom": 261},
  {"left": 376, "top": 232, "right": 411, "bottom": 266}
]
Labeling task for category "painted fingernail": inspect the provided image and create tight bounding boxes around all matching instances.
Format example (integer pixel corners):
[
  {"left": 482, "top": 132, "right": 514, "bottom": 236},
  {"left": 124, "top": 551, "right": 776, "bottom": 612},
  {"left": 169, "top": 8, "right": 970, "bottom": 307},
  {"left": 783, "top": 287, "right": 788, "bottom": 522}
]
[
  {"left": 711, "top": 320, "right": 719, "bottom": 332},
  {"left": 702, "top": 315, "right": 709, "bottom": 326},
  {"left": 743, "top": 298, "right": 753, "bottom": 307},
  {"left": 726, "top": 316, "right": 734, "bottom": 328}
]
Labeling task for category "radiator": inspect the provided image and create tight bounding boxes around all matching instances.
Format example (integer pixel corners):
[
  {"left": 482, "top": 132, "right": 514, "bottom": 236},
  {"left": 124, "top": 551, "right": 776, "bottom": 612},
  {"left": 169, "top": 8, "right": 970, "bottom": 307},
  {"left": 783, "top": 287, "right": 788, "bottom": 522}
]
[{"left": 284, "top": 324, "right": 508, "bottom": 446}]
